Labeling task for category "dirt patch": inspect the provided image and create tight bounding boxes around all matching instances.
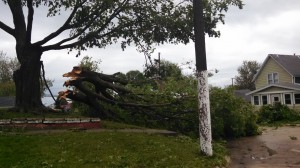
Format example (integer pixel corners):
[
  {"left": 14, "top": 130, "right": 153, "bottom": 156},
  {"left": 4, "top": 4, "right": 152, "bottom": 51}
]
[{"left": 228, "top": 126, "right": 300, "bottom": 168}]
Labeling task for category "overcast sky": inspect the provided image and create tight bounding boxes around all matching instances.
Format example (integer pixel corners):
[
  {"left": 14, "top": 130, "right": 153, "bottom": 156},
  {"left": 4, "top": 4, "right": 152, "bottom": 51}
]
[{"left": 1, "top": 0, "right": 300, "bottom": 94}]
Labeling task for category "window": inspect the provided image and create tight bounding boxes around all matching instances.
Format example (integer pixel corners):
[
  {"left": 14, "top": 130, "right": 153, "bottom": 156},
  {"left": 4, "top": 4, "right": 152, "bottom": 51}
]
[
  {"left": 268, "top": 74, "right": 273, "bottom": 84},
  {"left": 295, "top": 94, "right": 300, "bottom": 104},
  {"left": 268, "top": 73, "right": 279, "bottom": 84},
  {"left": 273, "top": 73, "right": 279, "bottom": 83},
  {"left": 285, "top": 94, "right": 291, "bottom": 105},
  {"left": 262, "top": 95, "right": 268, "bottom": 105},
  {"left": 254, "top": 96, "right": 259, "bottom": 105},
  {"left": 295, "top": 77, "right": 300, "bottom": 84}
]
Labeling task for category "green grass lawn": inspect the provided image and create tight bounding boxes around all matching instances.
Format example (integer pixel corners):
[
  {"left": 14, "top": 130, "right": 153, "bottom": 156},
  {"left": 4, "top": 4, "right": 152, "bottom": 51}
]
[
  {"left": 0, "top": 108, "right": 227, "bottom": 168},
  {"left": 0, "top": 132, "right": 227, "bottom": 168}
]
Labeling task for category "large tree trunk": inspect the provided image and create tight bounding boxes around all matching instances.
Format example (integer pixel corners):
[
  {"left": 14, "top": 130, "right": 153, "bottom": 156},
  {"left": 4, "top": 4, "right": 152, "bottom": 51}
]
[
  {"left": 193, "top": 0, "right": 213, "bottom": 156},
  {"left": 13, "top": 47, "right": 44, "bottom": 112},
  {"left": 196, "top": 70, "right": 212, "bottom": 156}
]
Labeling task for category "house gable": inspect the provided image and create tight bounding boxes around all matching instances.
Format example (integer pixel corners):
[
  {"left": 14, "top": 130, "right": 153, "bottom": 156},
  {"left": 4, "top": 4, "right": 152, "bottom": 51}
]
[
  {"left": 270, "top": 54, "right": 300, "bottom": 76},
  {"left": 254, "top": 86, "right": 293, "bottom": 94},
  {"left": 255, "top": 56, "right": 292, "bottom": 89}
]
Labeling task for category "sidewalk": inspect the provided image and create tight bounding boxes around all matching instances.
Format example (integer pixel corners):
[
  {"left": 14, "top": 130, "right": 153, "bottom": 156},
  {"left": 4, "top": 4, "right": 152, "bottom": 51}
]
[
  {"left": 0, "top": 117, "right": 101, "bottom": 129},
  {"left": 0, "top": 117, "right": 178, "bottom": 136},
  {"left": 23, "top": 128, "right": 178, "bottom": 136}
]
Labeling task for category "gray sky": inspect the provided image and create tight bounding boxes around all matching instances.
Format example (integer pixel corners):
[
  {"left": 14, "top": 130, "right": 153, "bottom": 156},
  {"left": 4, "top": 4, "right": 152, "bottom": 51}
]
[{"left": 1, "top": 0, "right": 300, "bottom": 94}]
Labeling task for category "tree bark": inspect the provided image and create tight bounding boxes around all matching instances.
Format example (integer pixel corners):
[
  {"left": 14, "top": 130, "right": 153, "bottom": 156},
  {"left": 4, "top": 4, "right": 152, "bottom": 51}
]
[
  {"left": 193, "top": 0, "right": 213, "bottom": 156},
  {"left": 13, "top": 46, "right": 44, "bottom": 112},
  {"left": 196, "top": 70, "right": 212, "bottom": 156},
  {"left": 5, "top": 0, "right": 45, "bottom": 111}
]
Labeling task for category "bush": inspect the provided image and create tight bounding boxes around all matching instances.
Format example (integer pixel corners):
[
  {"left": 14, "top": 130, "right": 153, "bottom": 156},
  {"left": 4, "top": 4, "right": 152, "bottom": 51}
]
[
  {"left": 258, "top": 103, "right": 300, "bottom": 123},
  {"left": 0, "top": 81, "right": 15, "bottom": 96},
  {"left": 210, "top": 87, "right": 259, "bottom": 139}
]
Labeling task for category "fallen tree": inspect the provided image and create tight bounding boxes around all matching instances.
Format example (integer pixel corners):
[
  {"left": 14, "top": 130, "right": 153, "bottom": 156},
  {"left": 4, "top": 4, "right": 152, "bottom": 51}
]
[
  {"left": 60, "top": 66, "right": 184, "bottom": 119},
  {"left": 60, "top": 66, "right": 259, "bottom": 139}
]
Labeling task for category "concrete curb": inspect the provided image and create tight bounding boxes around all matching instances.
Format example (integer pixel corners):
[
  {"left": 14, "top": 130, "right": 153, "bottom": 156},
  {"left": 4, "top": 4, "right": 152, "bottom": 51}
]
[
  {"left": 0, "top": 118, "right": 101, "bottom": 129},
  {"left": 22, "top": 128, "right": 179, "bottom": 136}
]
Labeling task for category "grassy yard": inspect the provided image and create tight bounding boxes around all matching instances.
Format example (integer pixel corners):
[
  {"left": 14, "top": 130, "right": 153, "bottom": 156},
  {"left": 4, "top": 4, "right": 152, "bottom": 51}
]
[
  {"left": 0, "top": 132, "right": 227, "bottom": 168},
  {"left": 0, "top": 109, "right": 228, "bottom": 168}
]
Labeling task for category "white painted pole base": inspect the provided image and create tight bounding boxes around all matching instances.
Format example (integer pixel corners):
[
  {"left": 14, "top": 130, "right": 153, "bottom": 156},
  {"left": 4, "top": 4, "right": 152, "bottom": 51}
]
[{"left": 196, "top": 70, "right": 213, "bottom": 156}]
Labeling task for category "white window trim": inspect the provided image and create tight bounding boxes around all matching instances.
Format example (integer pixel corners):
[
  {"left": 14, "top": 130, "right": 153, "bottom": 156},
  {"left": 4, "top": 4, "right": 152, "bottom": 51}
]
[
  {"left": 293, "top": 77, "right": 295, "bottom": 84},
  {"left": 292, "top": 93, "right": 295, "bottom": 105},
  {"left": 252, "top": 92, "right": 300, "bottom": 106}
]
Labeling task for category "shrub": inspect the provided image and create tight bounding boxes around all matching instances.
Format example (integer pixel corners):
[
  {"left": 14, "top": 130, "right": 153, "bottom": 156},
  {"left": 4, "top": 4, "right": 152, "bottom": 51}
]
[
  {"left": 210, "top": 87, "right": 259, "bottom": 139},
  {"left": 0, "top": 81, "right": 15, "bottom": 96},
  {"left": 258, "top": 103, "right": 300, "bottom": 123}
]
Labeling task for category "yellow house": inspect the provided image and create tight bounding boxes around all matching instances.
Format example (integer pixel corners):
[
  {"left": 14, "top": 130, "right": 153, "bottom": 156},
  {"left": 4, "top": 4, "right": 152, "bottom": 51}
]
[{"left": 247, "top": 54, "right": 300, "bottom": 110}]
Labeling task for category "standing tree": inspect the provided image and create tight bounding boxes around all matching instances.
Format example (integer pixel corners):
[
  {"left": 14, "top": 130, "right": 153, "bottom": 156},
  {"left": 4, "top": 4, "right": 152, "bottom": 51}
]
[
  {"left": 193, "top": 0, "right": 212, "bottom": 156},
  {"left": 126, "top": 70, "right": 146, "bottom": 87},
  {"left": 0, "top": 51, "right": 53, "bottom": 97},
  {"left": 0, "top": 0, "right": 242, "bottom": 111},
  {"left": 144, "top": 59, "right": 183, "bottom": 80},
  {"left": 235, "top": 60, "right": 261, "bottom": 90},
  {"left": 79, "top": 56, "right": 101, "bottom": 72}
]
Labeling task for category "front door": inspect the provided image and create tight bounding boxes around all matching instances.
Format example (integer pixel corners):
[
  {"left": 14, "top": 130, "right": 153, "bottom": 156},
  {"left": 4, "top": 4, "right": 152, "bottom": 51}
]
[{"left": 271, "top": 94, "right": 281, "bottom": 104}]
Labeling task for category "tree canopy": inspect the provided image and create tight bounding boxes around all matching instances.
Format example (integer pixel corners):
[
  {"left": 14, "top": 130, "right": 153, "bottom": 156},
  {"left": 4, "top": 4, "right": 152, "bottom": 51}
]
[
  {"left": 0, "top": 0, "right": 243, "bottom": 110},
  {"left": 235, "top": 60, "right": 261, "bottom": 90},
  {"left": 1, "top": 0, "right": 243, "bottom": 55},
  {"left": 144, "top": 59, "right": 183, "bottom": 79},
  {"left": 78, "top": 56, "right": 101, "bottom": 72}
]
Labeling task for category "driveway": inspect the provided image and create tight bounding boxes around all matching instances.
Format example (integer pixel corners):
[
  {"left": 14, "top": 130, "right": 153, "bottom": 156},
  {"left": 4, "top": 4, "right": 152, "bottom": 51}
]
[{"left": 228, "top": 126, "right": 300, "bottom": 168}]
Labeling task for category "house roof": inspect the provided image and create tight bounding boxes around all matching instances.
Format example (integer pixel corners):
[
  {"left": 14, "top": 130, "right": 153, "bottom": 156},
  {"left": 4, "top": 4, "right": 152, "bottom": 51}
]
[
  {"left": 246, "top": 82, "right": 300, "bottom": 95},
  {"left": 270, "top": 54, "right": 300, "bottom": 76},
  {"left": 253, "top": 54, "right": 300, "bottom": 82},
  {"left": 0, "top": 96, "right": 15, "bottom": 107}
]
